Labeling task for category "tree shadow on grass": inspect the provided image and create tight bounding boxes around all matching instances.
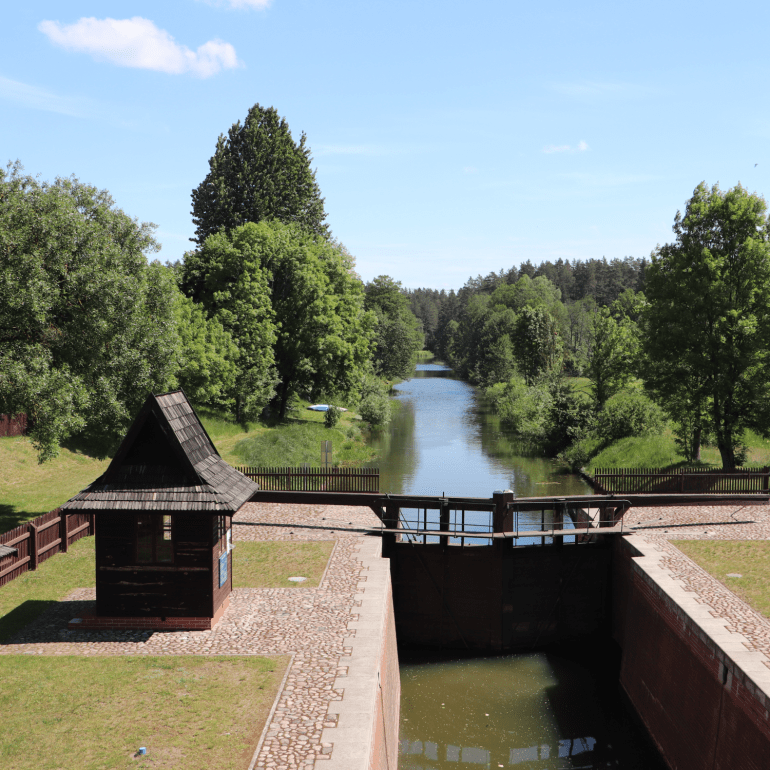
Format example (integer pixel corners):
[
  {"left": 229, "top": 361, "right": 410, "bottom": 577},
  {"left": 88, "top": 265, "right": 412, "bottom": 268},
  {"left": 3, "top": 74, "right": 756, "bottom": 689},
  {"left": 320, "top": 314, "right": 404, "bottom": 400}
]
[
  {"left": 0, "top": 503, "right": 50, "bottom": 533},
  {"left": 59, "top": 432, "right": 117, "bottom": 460}
]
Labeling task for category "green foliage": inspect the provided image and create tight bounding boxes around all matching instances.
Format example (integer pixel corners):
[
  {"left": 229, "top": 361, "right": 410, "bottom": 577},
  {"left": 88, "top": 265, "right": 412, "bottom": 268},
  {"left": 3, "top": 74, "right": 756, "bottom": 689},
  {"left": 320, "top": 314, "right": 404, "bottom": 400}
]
[
  {"left": 191, "top": 103, "right": 328, "bottom": 245},
  {"left": 365, "top": 276, "right": 424, "bottom": 379},
  {"left": 485, "top": 376, "right": 549, "bottom": 442},
  {"left": 542, "top": 377, "right": 595, "bottom": 455},
  {"left": 182, "top": 224, "right": 278, "bottom": 421},
  {"left": 643, "top": 181, "right": 770, "bottom": 468},
  {"left": 0, "top": 162, "right": 177, "bottom": 461},
  {"left": 586, "top": 305, "right": 639, "bottom": 408},
  {"left": 324, "top": 405, "right": 341, "bottom": 428},
  {"left": 594, "top": 390, "right": 665, "bottom": 443},
  {"left": 446, "top": 274, "right": 567, "bottom": 387},
  {"left": 358, "top": 373, "right": 392, "bottom": 425},
  {"left": 171, "top": 290, "right": 238, "bottom": 406},
  {"left": 184, "top": 221, "right": 375, "bottom": 420}
]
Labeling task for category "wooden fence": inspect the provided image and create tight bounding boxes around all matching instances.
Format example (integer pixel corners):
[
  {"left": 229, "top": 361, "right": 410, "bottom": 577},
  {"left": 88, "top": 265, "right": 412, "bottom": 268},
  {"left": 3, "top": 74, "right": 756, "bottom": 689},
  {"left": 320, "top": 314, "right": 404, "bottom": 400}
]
[
  {"left": 0, "top": 509, "right": 94, "bottom": 588},
  {"left": 590, "top": 467, "right": 770, "bottom": 495},
  {"left": 238, "top": 466, "right": 379, "bottom": 493},
  {"left": 0, "top": 412, "right": 27, "bottom": 437}
]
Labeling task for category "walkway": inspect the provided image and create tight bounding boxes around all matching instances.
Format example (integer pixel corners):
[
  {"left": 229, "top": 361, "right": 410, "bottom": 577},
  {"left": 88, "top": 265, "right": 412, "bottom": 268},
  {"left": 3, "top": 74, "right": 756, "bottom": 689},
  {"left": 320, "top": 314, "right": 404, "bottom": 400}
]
[{"left": 1, "top": 502, "right": 384, "bottom": 770}]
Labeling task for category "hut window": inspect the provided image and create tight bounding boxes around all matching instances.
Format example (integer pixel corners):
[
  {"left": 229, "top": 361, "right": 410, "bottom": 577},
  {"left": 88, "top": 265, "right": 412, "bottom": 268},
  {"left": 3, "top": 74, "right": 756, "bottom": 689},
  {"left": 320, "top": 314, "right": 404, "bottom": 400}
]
[
  {"left": 213, "top": 515, "right": 228, "bottom": 555},
  {"left": 136, "top": 515, "right": 174, "bottom": 564}
]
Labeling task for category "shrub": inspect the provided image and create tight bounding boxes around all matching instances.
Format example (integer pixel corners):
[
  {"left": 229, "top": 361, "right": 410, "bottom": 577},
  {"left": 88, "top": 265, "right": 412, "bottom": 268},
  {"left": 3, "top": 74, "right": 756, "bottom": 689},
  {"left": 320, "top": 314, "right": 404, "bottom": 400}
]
[
  {"left": 357, "top": 373, "right": 392, "bottom": 425},
  {"left": 324, "top": 406, "right": 341, "bottom": 428},
  {"left": 595, "top": 391, "right": 664, "bottom": 444}
]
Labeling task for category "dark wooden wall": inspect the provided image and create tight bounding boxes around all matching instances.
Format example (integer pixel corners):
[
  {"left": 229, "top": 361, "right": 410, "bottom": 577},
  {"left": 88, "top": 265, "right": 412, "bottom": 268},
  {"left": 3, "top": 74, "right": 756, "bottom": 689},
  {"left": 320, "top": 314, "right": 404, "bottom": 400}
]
[{"left": 95, "top": 512, "right": 214, "bottom": 618}]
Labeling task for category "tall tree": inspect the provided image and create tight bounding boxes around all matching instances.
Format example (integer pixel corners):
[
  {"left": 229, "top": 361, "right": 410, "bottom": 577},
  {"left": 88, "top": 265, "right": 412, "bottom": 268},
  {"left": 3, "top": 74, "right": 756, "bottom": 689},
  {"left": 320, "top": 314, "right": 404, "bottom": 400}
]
[
  {"left": 191, "top": 104, "right": 328, "bottom": 245},
  {"left": 183, "top": 221, "right": 374, "bottom": 419},
  {"left": 0, "top": 163, "right": 177, "bottom": 460},
  {"left": 643, "top": 182, "right": 770, "bottom": 468}
]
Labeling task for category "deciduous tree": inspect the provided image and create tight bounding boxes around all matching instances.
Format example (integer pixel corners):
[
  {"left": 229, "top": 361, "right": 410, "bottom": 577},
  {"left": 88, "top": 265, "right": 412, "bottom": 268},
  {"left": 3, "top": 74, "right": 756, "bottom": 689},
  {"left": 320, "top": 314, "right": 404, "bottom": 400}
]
[
  {"left": 0, "top": 163, "right": 177, "bottom": 460},
  {"left": 643, "top": 182, "right": 770, "bottom": 468}
]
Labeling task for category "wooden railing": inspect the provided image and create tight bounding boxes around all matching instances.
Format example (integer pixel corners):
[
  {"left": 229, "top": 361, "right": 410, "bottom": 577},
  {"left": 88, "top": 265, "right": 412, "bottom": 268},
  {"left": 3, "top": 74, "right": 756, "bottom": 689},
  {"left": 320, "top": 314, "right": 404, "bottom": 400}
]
[
  {"left": 0, "top": 508, "right": 94, "bottom": 588},
  {"left": 589, "top": 467, "right": 770, "bottom": 495},
  {"left": 238, "top": 466, "right": 379, "bottom": 493}
]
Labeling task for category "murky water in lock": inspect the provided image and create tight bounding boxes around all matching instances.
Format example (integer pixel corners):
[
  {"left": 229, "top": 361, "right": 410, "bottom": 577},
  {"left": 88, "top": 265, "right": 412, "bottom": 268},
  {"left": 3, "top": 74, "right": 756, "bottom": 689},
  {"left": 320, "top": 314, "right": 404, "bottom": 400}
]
[
  {"left": 367, "top": 361, "right": 665, "bottom": 769},
  {"left": 399, "top": 650, "right": 665, "bottom": 769}
]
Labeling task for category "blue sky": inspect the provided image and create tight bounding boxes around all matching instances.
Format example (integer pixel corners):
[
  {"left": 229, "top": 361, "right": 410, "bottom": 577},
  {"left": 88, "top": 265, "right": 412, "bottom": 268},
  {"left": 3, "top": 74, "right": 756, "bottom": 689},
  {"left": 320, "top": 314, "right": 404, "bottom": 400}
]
[{"left": 3, "top": 0, "right": 769, "bottom": 290}]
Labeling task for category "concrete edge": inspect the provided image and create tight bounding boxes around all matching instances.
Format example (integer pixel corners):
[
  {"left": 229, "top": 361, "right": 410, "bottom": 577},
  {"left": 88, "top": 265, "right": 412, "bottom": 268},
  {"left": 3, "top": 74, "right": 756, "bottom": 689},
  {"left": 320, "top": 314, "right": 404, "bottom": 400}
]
[
  {"left": 321, "top": 536, "right": 389, "bottom": 770},
  {"left": 248, "top": 652, "right": 296, "bottom": 770},
  {"left": 319, "top": 538, "right": 340, "bottom": 588},
  {"left": 626, "top": 535, "right": 770, "bottom": 703}
]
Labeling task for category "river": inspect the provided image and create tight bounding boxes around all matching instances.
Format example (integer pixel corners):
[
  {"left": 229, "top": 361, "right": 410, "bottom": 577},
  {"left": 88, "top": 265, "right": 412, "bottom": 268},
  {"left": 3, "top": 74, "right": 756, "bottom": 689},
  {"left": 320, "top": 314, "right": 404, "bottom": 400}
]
[{"left": 368, "top": 361, "right": 665, "bottom": 769}]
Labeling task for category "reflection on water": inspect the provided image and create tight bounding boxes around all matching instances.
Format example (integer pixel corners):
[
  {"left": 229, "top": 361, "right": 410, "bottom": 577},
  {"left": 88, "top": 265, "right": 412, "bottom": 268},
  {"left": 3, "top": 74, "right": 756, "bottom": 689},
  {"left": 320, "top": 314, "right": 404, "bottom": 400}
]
[
  {"left": 399, "top": 651, "right": 665, "bottom": 769},
  {"left": 367, "top": 361, "right": 590, "bottom": 544},
  {"left": 368, "top": 363, "right": 591, "bottom": 498}
]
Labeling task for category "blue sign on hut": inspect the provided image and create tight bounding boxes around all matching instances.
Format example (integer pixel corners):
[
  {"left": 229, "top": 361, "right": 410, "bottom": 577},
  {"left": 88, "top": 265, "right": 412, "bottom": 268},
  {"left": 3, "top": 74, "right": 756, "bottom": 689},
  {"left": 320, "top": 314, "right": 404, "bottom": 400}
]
[{"left": 64, "top": 391, "right": 259, "bottom": 631}]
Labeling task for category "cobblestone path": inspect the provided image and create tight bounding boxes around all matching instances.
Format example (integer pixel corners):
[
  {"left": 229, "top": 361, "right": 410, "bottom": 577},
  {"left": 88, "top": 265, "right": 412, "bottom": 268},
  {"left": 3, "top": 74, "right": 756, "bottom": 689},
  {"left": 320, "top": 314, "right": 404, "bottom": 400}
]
[{"left": 1, "top": 502, "right": 383, "bottom": 770}]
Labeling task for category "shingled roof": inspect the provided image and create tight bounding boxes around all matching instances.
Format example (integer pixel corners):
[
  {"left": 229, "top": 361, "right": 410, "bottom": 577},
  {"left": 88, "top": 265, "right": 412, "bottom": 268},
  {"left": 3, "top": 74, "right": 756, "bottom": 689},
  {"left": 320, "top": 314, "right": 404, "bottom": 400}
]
[{"left": 64, "top": 391, "right": 259, "bottom": 513}]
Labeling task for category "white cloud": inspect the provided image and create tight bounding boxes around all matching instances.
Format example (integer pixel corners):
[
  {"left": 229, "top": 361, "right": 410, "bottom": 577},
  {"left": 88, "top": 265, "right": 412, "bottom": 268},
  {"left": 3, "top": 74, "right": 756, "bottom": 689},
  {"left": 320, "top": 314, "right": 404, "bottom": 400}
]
[
  {"left": 38, "top": 17, "right": 242, "bottom": 78},
  {"left": 543, "top": 140, "right": 590, "bottom": 154}
]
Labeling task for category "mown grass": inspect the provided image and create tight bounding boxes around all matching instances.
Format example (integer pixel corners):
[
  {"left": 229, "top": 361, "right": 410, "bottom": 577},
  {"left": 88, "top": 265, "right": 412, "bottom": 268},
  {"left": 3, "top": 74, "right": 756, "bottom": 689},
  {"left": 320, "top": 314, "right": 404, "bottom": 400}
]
[
  {"left": 0, "top": 654, "right": 287, "bottom": 770},
  {"left": 585, "top": 427, "right": 770, "bottom": 473},
  {"left": 0, "top": 537, "right": 333, "bottom": 643},
  {"left": 231, "top": 403, "right": 375, "bottom": 468},
  {"left": 233, "top": 541, "right": 334, "bottom": 588},
  {"left": 0, "top": 437, "right": 109, "bottom": 531},
  {"left": 673, "top": 540, "right": 770, "bottom": 619}
]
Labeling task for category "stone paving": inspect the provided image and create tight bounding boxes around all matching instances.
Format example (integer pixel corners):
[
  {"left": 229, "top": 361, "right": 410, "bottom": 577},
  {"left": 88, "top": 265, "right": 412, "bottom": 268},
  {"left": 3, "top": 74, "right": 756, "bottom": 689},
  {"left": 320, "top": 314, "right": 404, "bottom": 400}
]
[
  {"left": 1, "top": 501, "right": 383, "bottom": 770},
  {"left": 621, "top": 502, "right": 770, "bottom": 671}
]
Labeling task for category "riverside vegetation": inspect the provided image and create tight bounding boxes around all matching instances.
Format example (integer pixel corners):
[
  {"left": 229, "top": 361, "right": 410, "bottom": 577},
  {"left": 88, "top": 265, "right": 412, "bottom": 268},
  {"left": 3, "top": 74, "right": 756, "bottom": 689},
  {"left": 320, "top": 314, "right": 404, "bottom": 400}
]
[{"left": 407, "top": 183, "right": 770, "bottom": 473}]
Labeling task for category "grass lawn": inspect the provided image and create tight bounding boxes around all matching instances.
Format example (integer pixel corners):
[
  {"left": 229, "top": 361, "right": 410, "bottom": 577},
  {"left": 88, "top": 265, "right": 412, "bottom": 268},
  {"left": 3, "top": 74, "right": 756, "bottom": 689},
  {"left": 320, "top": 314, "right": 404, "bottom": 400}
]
[
  {"left": 673, "top": 540, "right": 770, "bottom": 619},
  {"left": 0, "top": 437, "right": 109, "bottom": 531},
  {"left": 233, "top": 541, "right": 334, "bottom": 588},
  {"left": 0, "top": 654, "right": 288, "bottom": 770}
]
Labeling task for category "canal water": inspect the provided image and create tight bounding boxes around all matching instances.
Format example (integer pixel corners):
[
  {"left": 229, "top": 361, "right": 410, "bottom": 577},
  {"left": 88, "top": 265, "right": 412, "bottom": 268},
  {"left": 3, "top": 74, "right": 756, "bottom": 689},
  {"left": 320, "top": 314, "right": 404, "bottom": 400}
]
[{"left": 369, "top": 362, "right": 665, "bottom": 769}]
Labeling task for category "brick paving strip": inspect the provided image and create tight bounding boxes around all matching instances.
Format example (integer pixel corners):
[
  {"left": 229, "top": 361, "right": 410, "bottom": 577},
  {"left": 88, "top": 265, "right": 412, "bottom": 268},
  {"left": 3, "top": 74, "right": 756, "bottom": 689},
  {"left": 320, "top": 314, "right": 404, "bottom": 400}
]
[
  {"left": 622, "top": 503, "right": 770, "bottom": 671},
  {"left": 1, "top": 502, "right": 384, "bottom": 770}
]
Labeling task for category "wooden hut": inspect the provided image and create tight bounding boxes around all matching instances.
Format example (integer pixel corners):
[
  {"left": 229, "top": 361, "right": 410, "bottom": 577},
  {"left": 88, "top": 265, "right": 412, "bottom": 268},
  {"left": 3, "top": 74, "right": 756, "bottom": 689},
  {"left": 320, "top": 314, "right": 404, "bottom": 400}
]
[{"left": 65, "top": 391, "right": 259, "bottom": 631}]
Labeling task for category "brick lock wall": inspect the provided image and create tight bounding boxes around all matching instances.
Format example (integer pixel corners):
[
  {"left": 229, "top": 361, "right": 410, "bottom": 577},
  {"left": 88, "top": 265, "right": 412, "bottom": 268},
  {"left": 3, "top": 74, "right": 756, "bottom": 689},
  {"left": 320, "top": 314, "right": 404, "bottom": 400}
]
[{"left": 613, "top": 538, "right": 770, "bottom": 770}]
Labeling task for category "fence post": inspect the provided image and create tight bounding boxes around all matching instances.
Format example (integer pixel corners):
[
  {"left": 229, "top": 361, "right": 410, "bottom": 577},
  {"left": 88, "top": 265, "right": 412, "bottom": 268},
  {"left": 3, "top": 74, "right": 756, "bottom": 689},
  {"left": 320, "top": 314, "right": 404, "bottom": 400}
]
[
  {"left": 29, "top": 522, "right": 38, "bottom": 570},
  {"left": 60, "top": 510, "right": 69, "bottom": 553}
]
